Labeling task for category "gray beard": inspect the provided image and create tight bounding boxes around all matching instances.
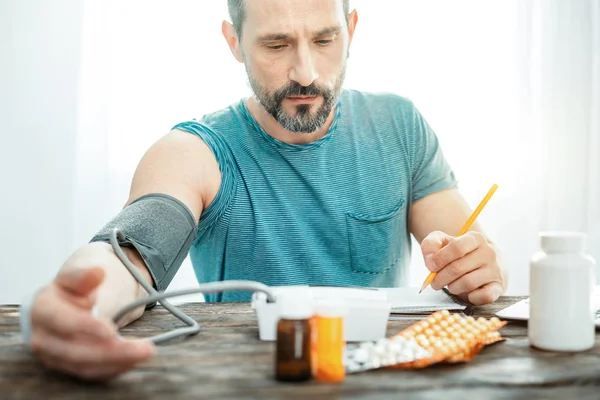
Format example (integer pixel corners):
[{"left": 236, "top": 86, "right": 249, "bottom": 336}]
[
  {"left": 274, "top": 102, "right": 331, "bottom": 134},
  {"left": 246, "top": 68, "right": 346, "bottom": 134}
]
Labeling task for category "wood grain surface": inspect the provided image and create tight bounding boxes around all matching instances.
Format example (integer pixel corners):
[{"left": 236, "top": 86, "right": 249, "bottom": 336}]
[{"left": 2, "top": 296, "right": 600, "bottom": 399}]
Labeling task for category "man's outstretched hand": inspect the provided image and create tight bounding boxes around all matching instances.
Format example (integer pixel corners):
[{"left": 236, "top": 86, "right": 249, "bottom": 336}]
[{"left": 29, "top": 265, "right": 155, "bottom": 381}]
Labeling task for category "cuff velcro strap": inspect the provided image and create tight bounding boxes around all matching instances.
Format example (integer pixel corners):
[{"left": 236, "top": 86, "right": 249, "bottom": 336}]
[{"left": 90, "top": 193, "right": 197, "bottom": 299}]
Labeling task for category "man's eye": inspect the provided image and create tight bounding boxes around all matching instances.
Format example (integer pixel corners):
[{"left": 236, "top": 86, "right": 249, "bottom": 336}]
[
  {"left": 267, "top": 44, "right": 287, "bottom": 50},
  {"left": 316, "top": 39, "right": 332, "bottom": 46}
]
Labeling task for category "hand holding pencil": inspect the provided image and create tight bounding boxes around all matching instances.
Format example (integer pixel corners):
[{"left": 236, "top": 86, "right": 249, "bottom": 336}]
[{"left": 418, "top": 184, "right": 504, "bottom": 306}]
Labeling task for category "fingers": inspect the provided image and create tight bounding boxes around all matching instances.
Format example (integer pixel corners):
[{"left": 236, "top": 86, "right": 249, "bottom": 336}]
[
  {"left": 425, "top": 232, "right": 485, "bottom": 272},
  {"left": 53, "top": 266, "right": 105, "bottom": 311},
  {"left": 421, "top": 230, "right": 504, "bottom": 305},
  {"left": 430, "top": 249, "right": 484, "bottom": 290},
  {"left": 36, "top": 335, "right": 155, "bottom": 381},
  {"left": 420, "top": 231, "right": 453, "bottom": 271},
  {"left": 446, "top": 266, "right": 499, "bottom": 295},
  {"left": 29, "top": 267, "right": 155, "bottom": 382},
  {"left": 32, "top": 289, "right": 116, "bottom": 341},
  {"left": 466, "top": 282, "right": 504, "bottom": 306},
  {"left": 420, "top": 231, "right": 453, "bottom": 256},
  {"left": 55, "top": 266, "right": 105, "bottom": 299},
  {"left": 35, "top": 333, "right": 154, "bottom": 369}
]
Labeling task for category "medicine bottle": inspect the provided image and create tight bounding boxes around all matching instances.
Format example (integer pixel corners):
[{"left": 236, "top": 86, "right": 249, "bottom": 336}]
[
  {"left": 313, "top": 301, "right": 347, "bottom": 383},
  {"left": 529, "top": 231, "right": 596, "bottom": 352},
  {"left": 275, "top": 293, "right": 313, "bottom": 382}
]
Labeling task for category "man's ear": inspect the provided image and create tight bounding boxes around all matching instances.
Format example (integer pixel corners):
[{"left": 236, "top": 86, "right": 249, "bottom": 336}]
[
  {"left": 222, "top": 20, "right": 243, "bottom": 63},
  {"left": 347, "top": 9, "right": 358, "bottom": 46}
]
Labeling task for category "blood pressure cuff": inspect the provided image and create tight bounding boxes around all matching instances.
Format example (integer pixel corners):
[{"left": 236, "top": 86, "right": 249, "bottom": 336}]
[{"left": 90, "top": 193, "right": 197, "bottom": 297}]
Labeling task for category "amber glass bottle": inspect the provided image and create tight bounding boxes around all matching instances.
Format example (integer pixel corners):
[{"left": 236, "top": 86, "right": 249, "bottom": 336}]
[{"left": 275, "top": 293, "right": 313, "bottom": 382}]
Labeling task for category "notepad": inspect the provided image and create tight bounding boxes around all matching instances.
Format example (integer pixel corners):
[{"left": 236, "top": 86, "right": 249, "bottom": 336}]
[{"left": 378, "top": 287, "right": 468, "bottom": 314}]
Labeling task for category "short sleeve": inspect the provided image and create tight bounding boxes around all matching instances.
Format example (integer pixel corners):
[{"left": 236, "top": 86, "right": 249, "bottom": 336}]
[
  {"left": 171, "top": 121, "right": 238, "bottom": 234},
  {"left": 409, "top": 105, "right": 458, "bottom": 203}
]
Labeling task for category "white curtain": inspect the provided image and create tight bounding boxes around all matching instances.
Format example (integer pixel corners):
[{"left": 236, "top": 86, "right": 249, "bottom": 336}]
[
  {"left": 529, "top": 0, "right": 600, "bottom": 261},
  {"left": 519, "top": 0, "right": 600, "bottom": 292},
  {"left": 2, "top": 0, "right": 598, "bottom": 304},
  {"left": 1, "top": 0, "right": 84, "bottom": 304}
]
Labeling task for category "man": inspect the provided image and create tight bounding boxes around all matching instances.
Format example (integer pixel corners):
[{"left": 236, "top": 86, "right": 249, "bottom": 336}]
[{"left": 25, "top": 0, "right": 507, "bottom": 381}]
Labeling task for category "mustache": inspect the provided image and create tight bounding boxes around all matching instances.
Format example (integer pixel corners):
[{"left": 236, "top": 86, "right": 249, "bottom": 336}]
[{"left": 275, "top": 82, "right": 324, "bottom": 99}]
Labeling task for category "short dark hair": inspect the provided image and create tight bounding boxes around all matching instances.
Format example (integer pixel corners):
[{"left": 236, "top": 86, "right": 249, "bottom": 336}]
[{"left": 227, "top": 0, "right": 350, "bottom": 41}]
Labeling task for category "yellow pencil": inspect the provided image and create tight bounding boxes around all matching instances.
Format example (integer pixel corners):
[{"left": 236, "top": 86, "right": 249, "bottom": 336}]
[{"left": 419, "top": 183, "right": 499, "bottom": 294}]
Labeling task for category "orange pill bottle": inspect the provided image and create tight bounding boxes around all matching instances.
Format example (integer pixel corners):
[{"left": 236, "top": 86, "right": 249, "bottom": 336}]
[{"left": 312, "top": 301, "right": 347, "bottom": 383}]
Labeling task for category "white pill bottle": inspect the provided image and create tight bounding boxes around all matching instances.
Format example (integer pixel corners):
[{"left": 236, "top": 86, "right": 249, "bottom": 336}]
[{"left": 529, "top": 231, "right": 596, "bottom": 352}]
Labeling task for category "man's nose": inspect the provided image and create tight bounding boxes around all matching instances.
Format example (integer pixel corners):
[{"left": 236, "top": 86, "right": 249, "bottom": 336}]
[{"left": 288, "top": 43, "right": 318, "bottom": 88}]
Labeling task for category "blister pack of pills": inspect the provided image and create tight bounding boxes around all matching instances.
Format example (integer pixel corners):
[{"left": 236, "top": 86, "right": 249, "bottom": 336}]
[
  {"left": 344, "top": 310, "right": 506, "bottom": 373},
  {"left": 344, "top": 336, "right": 432, "bottom": 373}
]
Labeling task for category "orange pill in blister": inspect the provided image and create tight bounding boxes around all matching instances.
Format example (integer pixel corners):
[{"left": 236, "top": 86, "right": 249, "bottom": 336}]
[
  {"left": 482, "top": 330, "right": 505, "bottom": 345},
  {"left": 465, "top": 325, "right": 478, "bottom": 334},
  {"left": 388, "top": 311, "right": 507, "bottom": 369}
]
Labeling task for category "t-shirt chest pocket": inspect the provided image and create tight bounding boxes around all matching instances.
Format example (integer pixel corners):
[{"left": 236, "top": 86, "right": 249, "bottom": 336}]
[{"left": 345, "top": 198, "right": 406, "bottom": 274}]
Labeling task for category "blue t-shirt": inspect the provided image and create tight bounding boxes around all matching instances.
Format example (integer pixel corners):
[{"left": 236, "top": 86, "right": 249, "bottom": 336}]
[{"left": 172, "top": 89, "right": 457, "bottom": 301}]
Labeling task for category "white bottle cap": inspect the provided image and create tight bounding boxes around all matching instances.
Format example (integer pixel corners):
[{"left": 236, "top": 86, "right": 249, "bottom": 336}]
[
  {"left": 540, "top": 231, "right": 586, "bottom": 253},
  {"left": 277, "top": 288, "right": 313, "bottom": 319}
]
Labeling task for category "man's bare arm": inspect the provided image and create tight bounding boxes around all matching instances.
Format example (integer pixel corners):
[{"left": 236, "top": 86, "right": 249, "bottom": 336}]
[
  {"left": 84, "top": 129, "right": 221, "bottom": 322},
  {"left": 28, "top": 129, "right": 221, "bottom": 381}
]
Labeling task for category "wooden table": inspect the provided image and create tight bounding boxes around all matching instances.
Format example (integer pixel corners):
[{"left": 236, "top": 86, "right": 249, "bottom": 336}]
[{"left": 2, "top": 296, "right": 600, "bottom": 399}]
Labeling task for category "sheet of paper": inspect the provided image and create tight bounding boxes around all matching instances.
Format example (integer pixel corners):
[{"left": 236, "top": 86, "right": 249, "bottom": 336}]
[
  {"left": 378, "top": 287, "right": 467, "bottom": 314},
  {"left": 495, "top": 286, "right": 600, "bottom": 327}
]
